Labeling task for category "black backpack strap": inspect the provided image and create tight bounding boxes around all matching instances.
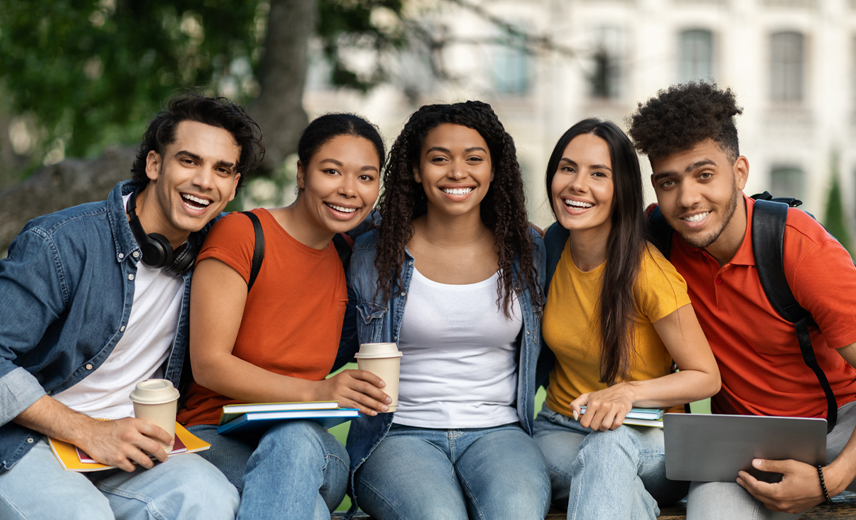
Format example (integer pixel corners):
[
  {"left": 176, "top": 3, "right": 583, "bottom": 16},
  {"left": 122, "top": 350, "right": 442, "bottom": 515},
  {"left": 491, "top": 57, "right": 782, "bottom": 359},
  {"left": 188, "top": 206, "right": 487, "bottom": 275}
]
[
  {"left": 752, "top": 199, "right": 837, "bottom": 432},
  {"left": 332, "top": 233, "right": 352, "bottom": 269},
  {"left": 646, "top": 205, "right": 673, "bottom": 260},
  {"left": 242, "top": 211, "right": 265, "bottom": 291}
]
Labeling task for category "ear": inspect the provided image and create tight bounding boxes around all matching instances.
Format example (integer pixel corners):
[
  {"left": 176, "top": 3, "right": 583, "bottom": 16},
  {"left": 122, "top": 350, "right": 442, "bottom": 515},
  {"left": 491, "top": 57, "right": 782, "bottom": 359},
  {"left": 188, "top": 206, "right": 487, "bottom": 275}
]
[
  {"left": 145, "top": 150, "right": 162, "bottom": 181},
  {"left": 733, "top": 156, "right": 749, "bottom": 191},
  {"left": 490, "top": 168, "right": 495, "bottom": 183},
  {"left": 296, "top": 160, "right": 306, "bottom": 190},
  {"left": 228, "top": 173, "right": 241, "bottom": 202},
  {"left": 412, "top": 166, "right": 422, "bottom": 183}
]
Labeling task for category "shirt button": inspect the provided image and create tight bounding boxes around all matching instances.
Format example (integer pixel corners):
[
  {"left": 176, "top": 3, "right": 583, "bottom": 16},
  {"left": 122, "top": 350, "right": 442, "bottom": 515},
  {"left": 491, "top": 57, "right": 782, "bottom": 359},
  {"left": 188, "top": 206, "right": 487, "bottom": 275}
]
[
  {"left": 526, "top": 330, "right": 530, "bottom": 335},
  {"left": 85, "top": 364, "right": 94, "bottom": 370},
  {"left": 408, "top": 261, "right": 413, "bottom": 266},
  {"left": 120, "top": 326, "right": 126, "bottom": 332},
  {"left": 128, "top": 274, "right": 135, "bottom": 281},
  {"left": 393, "top": 336, "right": 397, "bottom": 341},
  {"left": 26, "top": 438, "right": 34, "bottom": 444},
  {"left": 133, "top": 251, "right": 140, "bottom": 258},
  {"left": 400, "top": 292, "right": 406, "bottom": 297},
  {"left": 118, "top": 253, "right": 124, "bottom": 259},
  {"left": 715, "top": 278, "right": 723, "bottom": 284}
]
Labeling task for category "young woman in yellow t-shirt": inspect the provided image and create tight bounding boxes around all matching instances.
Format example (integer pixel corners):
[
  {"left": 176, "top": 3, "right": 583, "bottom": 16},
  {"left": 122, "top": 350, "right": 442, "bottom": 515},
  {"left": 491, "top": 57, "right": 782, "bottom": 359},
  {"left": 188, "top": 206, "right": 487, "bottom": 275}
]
[{"left": 533, "top": 118, "right": 721, "bottom": 520}]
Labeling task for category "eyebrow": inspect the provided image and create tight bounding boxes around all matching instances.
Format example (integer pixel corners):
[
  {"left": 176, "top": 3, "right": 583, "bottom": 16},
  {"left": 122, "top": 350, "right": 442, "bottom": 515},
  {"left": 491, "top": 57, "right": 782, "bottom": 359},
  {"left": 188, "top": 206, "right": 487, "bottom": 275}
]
[
  {"left": 425, "top": 146, "right": 488, "bottom": 155},
  {"left": 176, "top": 150, "right": 236, "bottom": 172},
  {"left": 559, "top": 157, "right": 612, "bottom": 172},
  {"left": 652, "top": 159, "right": 716, "bottom": 182},
  {"left": 318, "top": 158, "right": 379, "bottom": 172}
]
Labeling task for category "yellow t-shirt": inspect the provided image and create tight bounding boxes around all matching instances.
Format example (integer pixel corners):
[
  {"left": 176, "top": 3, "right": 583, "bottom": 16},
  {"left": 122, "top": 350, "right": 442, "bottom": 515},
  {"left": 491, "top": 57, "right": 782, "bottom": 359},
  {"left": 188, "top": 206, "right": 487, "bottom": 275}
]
[{"left": 543, "top": 240, "right": 691, "bottom": 418}]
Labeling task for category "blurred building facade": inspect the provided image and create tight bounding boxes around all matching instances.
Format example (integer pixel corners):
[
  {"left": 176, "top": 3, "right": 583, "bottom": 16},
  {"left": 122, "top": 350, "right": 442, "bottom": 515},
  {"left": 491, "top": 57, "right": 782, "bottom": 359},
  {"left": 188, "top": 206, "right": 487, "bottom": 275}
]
[{"left": 304, "top": 0, "right": 856, "bottom": 229}]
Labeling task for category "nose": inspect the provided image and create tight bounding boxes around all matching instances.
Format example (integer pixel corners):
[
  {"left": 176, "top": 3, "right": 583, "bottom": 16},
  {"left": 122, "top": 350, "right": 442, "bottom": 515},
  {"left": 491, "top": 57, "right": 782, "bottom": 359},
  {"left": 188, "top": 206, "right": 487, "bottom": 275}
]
[
  {"left": 568, "top": 171, "right": 588, "bottom": 193},
  {"left": 338, "top": 173, "right": 357, "bottom": 197},
  {"left": 675, "top": 181, "right": 702, "bottom": 209},
  {"left": 449, "top": 159, "right": 465, "bottom": 180},
  {"left": 192, "top": 166, "right": 215, "bottom": 190}
]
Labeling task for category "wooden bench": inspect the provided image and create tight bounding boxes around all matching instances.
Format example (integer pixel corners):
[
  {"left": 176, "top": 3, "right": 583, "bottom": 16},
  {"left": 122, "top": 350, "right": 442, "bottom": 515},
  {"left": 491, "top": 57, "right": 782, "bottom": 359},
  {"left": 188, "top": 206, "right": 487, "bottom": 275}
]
[{"left": 332, "top": 492, "right": 856, "bottom": 519}]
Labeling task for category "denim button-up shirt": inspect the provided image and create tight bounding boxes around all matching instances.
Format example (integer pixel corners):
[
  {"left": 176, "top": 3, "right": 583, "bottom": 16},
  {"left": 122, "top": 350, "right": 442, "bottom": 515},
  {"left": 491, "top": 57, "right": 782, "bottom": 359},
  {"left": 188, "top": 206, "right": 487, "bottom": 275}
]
[
  {"left": 338, "top": 227, "right": 546, "bottom": 516},
  {"left": 0, "top": 181, "right": 205, "bottom": 472}
]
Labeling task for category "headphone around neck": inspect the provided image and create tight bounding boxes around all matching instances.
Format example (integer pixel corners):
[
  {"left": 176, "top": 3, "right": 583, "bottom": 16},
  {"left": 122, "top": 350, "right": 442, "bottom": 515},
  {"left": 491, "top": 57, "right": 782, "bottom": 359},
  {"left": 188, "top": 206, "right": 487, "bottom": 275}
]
[{"left": 126, "top": 190, "right": 196, "bottom": 276}]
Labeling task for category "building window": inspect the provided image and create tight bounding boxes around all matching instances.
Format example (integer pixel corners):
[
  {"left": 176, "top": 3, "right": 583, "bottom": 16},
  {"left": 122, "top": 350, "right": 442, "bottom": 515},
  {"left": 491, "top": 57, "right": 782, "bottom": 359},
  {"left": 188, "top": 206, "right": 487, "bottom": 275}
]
[
  {"left": 771, "top": 166, "right": 805, "bottom": 199},
  {"left": 590, "top": 27, "right": 623, "bottom": 99},
  {"left": 493, "top": 44, "right": 529, "bottom": 95},
  {"left": 679, "top": 29, "right": 714, "bottom": 83},
  {"left": 770, "top": 31, "right": 805, "bottom": 102}
]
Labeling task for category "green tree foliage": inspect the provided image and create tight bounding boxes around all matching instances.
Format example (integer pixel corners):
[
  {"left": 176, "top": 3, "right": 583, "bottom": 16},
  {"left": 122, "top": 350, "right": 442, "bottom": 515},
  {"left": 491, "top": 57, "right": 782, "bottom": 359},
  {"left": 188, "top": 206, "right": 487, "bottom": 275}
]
[
  {"left": 823, "top": 156, "right": 852, "bottom": 255},
  {"left": 0, "top": 0, "right": 405, "bottom": 170},
  {"left": 0, "top": 0, "right": 262, "bottom": 164}
]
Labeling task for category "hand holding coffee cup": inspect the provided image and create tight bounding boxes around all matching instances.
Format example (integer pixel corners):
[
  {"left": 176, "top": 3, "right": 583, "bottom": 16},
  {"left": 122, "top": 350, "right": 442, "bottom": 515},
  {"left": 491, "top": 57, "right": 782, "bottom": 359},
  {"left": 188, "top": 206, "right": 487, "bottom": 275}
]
[
  {"left": 129, "top": 379, "right": 180, "bottom": 450},
  {"left": 355, "top": 343, "right": 403, "bottom": 412}
]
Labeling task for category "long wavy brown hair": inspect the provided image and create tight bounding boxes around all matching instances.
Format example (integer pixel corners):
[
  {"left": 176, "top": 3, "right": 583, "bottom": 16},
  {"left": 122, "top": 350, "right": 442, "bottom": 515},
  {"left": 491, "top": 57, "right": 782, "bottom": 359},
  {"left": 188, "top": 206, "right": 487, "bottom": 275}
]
[{"left": 374, "top": 101, "right": 541, "bottom": 317}]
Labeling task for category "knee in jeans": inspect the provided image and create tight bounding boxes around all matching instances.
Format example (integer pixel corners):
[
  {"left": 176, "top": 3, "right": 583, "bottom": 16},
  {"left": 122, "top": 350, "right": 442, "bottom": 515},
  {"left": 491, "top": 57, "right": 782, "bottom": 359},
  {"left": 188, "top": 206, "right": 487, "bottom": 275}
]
[{"left": 577, "top": 428, "right": 637, "bottom": 464}]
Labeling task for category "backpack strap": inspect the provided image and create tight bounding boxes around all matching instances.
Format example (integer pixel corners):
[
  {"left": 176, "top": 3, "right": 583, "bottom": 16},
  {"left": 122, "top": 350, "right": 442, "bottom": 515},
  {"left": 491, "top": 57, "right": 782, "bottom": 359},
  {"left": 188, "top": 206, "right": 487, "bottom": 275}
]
[
  {"left": 242, "top": 211, "right": 265, "bottom": 291},
  {"left": 646, "top": 205, "right": 673, "bottom": 260},
  {"left": 752, "top": 199, "right": 837, "bottom": 432}
]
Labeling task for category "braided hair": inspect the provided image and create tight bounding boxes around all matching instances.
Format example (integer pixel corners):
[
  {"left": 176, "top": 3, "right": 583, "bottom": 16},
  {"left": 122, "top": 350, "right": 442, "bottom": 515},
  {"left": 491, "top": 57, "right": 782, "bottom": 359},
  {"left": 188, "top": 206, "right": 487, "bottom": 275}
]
[{"left": 374, "top": 101, "right": 540, "bottom": 317}]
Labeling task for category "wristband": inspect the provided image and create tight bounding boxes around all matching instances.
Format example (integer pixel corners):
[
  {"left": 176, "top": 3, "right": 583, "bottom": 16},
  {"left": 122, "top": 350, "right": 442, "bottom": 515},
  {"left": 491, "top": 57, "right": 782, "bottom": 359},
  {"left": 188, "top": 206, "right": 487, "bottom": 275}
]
[{"left": 817, "top": 465, "right": 831, "bottom": 503}]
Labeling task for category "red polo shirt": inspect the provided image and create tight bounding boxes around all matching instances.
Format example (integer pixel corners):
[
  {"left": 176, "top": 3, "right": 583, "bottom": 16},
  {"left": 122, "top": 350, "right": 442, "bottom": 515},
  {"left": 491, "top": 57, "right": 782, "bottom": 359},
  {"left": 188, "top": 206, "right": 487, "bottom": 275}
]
[{"left": 667, "top": 195, "right": 856, "bottom": 418}]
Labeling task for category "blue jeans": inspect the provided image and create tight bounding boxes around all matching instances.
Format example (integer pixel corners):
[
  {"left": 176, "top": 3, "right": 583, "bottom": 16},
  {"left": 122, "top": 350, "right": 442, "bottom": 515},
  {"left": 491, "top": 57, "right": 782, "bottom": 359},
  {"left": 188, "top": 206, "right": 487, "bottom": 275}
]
[
  {"left": 190, "top": 420, "right": 349, "bottom": 520},
  {"left": 354, "top": 422, "right": 551, "bottom": 520},
  {"left": 533, "top": 405, "right": 688, "bottom": 520},
  {"left": 686, "top": 399, "right": 856, "bottom": 520},
  {"left": 0, "top": 438, "right": 238, "bottom": 520}
]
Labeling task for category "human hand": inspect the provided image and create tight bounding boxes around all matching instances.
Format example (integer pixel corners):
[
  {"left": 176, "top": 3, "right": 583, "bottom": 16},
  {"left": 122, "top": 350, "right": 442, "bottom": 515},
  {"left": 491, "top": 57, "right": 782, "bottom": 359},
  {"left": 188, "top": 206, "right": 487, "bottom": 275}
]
[
  {"left": 315, "top": 369, "right": 391, "bottom": 416},
  {"left": 737, "top": 459, "right": 825, "bottom": 514},
  {"left": 570, "top": 384, "right": 635, "bottom": 431},
  {"left": 75, "top": 417, "right": 173, "bottom": 472}
]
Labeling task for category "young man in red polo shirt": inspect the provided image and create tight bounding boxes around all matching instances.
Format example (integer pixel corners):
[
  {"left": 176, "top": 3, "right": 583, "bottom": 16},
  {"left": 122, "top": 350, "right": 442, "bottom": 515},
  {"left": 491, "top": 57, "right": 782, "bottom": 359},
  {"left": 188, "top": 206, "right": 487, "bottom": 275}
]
[{"left": 629, "top": 82, "right": 856, "bottom": 519}]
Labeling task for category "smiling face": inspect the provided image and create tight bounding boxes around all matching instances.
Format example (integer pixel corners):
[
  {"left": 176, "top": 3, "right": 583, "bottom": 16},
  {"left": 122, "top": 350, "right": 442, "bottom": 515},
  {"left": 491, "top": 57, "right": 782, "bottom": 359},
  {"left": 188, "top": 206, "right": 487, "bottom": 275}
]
[
  {"left": 551, "top": 133, "right": 615, "bottom": 239},
  {"left": 415, "top": 123, "right": 493, "bottom": 219},
  {"left": 139, "top": 120, "right": 241, "bottom": 246},
  {"left": 650, "top": 138, "right": 748, "bottom": 262},
  {"left": 294, "top": 134, "right": 380, "bottom": 245}
]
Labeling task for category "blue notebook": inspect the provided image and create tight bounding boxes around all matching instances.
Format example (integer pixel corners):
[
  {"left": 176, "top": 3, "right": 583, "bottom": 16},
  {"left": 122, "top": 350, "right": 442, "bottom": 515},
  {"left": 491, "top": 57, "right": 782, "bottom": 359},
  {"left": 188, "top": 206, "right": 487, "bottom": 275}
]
[{"left": 217, "top": 408, "right": 360, "bottom": 435}]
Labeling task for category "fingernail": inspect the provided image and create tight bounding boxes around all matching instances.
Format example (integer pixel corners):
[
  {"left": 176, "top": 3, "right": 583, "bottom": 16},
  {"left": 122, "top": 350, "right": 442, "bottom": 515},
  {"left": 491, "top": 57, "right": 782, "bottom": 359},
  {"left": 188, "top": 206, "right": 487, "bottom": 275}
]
[
  {"left": 371, "top": 411, "right": 377, "bottom": 416},
  {"left": 382, "top": 405, "right": 389, "bottom": 412},
  {"left": 573, "top": 410, "right": 579, "bottom": 421},
  {"left": 386, "top": 397, "right": 392, "bottom": 404}
]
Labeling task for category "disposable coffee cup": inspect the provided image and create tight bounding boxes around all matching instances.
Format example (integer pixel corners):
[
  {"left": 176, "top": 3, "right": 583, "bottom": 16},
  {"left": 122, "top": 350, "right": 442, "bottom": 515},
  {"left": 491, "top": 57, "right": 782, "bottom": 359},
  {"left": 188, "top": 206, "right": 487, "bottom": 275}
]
[
  {"left": 355, "top": 343, "right": 403, "bottom": 412},
  {"left": 129, "top": 379, "right": 180, "bottom": 450}
]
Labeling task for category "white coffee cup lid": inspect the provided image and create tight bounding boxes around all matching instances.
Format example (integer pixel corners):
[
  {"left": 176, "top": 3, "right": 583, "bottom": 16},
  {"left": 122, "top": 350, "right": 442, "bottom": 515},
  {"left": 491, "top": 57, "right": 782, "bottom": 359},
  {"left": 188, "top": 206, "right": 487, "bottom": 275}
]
[
  {"left": 355, "top": 342, "right": 403, "bottom": 359},
  {"left": 129, "top": 379, "right": 180, "bottom": 405}
]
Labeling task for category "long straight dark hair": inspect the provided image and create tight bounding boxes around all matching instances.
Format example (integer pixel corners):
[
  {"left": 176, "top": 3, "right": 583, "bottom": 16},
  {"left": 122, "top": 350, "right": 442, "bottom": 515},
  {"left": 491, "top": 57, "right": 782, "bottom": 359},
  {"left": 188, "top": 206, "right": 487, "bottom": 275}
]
[{"left": 545, "top": 119, "right": 645, "bottom": 385}]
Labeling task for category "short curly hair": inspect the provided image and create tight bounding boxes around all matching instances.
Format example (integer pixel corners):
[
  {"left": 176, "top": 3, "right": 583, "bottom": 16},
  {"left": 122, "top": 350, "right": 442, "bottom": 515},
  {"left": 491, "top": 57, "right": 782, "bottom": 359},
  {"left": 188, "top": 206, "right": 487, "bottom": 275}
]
[{"left": 628, "top": 82, "right": 743, "bottom": 163}]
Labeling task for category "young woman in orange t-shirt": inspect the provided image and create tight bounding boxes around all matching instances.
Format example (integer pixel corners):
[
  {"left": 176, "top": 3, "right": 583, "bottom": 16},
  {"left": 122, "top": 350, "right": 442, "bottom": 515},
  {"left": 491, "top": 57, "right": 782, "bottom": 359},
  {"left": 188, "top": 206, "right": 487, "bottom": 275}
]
[
  {"left": 177, "top": 114, "right": 391, "bottom": 519},
  {"left": 534, "top": 119, "right": 720, "bottom": 519}
]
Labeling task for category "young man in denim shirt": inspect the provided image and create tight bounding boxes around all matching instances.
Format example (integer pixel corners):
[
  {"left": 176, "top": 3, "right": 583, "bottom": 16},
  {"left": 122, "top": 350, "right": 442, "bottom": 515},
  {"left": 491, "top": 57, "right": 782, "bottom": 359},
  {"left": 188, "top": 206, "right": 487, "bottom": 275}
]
[{"left": 0, "top": 94, "right": 263, "bottom": 519}]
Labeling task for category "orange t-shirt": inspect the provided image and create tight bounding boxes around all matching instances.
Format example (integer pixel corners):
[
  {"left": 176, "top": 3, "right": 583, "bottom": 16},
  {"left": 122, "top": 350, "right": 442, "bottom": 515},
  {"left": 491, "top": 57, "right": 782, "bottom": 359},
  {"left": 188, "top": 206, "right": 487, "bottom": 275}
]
[
  {"left": 177, "top": 209, "right": 348, "bottom": 426},
  {"left": 668, "top": 195, "right": 856, "bottom": 418}
]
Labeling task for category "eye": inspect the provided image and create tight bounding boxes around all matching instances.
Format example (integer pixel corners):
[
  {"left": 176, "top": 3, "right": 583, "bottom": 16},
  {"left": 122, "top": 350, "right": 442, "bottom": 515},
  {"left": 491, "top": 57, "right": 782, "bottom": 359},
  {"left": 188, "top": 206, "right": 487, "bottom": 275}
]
[
  {"left": 323, "top": 168, "right": 341, "bottom": 176},
  {"left": 659, "top": 179, "right": 675, "bottom": 189},
  {"left": 467, "top": 156, "right": 484, "bottom": 162},
  {"left": 430, "top": 156, "right": 448, "bottom": 163},
  {"left": 358, "top": 173, "right": 376, "bottom": 182},
  {"left": 698, "top": 171, "right": 713, "bottom": 180},
  {"left": 592, "top": 170, "right": 607, "bottom": 178},
  {"left": 560, "top": 166, "right": 575, "bottom": 173}
]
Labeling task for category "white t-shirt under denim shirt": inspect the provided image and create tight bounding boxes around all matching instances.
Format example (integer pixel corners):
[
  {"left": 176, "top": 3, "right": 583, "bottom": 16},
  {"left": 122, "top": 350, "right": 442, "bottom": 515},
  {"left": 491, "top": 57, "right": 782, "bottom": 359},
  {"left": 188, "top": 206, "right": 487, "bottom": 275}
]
[
  {"left": 52, "top": 194, "right": 184, "bottom": 419},
  {"left": 392, "top": 267, "right": 521, "bottom": 429}
]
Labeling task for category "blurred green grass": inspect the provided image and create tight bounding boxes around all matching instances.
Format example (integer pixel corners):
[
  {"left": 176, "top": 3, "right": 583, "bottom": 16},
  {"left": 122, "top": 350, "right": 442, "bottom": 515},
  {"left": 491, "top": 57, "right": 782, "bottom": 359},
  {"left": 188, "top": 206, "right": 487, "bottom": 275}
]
[{"left": 329, "top": 363, "right": 711, "bottom": 511}]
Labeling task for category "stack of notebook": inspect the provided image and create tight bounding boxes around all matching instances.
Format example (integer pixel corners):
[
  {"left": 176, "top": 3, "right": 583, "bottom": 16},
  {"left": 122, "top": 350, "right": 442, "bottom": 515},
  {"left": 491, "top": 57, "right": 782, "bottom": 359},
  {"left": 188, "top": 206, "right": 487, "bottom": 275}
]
[{"left": 217, "top": 401, "right": 360, "bottom": 434}]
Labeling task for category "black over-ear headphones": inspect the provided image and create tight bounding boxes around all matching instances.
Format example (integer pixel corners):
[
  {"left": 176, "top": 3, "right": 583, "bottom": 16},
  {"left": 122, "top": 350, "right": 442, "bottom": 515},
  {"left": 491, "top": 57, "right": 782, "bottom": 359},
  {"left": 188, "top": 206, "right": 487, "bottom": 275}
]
[{"left": 127, "top": 190, "right": 197, "bottom": 276}]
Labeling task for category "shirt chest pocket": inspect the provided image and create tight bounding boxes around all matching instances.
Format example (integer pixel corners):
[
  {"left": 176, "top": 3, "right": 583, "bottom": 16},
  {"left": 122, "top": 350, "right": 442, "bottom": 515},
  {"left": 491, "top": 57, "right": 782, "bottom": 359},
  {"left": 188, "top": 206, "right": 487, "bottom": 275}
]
[{"left": 356, "top": 302, "right": 387, "bottom": 344}]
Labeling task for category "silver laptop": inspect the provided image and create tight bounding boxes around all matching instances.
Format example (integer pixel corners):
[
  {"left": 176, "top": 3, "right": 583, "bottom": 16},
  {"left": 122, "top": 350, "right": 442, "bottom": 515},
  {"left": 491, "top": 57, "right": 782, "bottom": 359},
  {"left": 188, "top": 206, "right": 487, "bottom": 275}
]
[{"left": 664, "top": 414, "right": 827, "bottom": 484}]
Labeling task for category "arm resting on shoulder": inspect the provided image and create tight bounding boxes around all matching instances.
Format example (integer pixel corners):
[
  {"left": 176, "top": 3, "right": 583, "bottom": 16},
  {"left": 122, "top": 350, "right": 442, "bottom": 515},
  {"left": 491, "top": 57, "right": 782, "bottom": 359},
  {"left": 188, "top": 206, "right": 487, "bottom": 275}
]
[{"left": 189, "top": 258, "right": 390, "bottom": 416}]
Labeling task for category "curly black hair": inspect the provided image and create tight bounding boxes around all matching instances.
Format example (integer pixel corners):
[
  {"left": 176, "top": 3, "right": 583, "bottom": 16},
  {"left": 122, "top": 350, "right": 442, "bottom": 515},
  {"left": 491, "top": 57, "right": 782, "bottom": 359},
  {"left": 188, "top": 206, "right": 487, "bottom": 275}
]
[
  {"left": 628, "top": 82, "right": 743, "bottom": 162},
  {"left": 374, "top": 100, "right": 540, "bottom": 317},
  {"left": 131, "top": 93, "right": 264, "bottom": 194}
]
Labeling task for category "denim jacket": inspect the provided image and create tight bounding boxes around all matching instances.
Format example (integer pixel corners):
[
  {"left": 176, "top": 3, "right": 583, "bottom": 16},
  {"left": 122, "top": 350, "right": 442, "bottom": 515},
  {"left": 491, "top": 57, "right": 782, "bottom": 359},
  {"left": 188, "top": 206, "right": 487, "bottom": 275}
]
[
  {"left": 339, "top": 227, "right": 546, "bottom": 516},
  {"left": 0, "top": 181, "right": 207, "bottom": 472},
  {"left": 534, "top": 222, "right": 570, "bottom": 390}
]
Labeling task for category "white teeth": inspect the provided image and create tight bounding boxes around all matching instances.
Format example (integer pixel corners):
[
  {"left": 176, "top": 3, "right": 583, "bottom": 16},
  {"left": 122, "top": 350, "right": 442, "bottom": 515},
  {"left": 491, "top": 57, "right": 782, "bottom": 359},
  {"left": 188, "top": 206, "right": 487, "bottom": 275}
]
[
  {"left": 563, "top": 199, "right": 593, "bottom": 208},
  {"left": 442, "top": 188, "right": 473, "bottom": 195},
  {"left": 327, "top": 203, "right": 357, "bottom": 213},
  {"left": 683, "top": 212, "right": 709, "bottom": 223},
  {"left": 182, "top": 194, "right": 210, "bottom": 206}
]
